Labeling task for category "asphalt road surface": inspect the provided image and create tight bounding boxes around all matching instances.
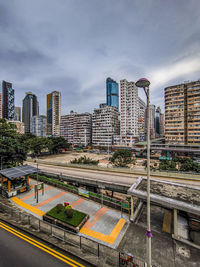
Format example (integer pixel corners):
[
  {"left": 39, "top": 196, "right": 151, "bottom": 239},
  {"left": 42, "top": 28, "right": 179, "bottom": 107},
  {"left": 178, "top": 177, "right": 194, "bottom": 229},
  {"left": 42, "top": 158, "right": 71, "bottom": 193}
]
[
  {"left": 0, "top": 221, "right": 90, "bottom": 267},
  {"left": 28, "top": 162, "right": 200, "bottom": 188}
]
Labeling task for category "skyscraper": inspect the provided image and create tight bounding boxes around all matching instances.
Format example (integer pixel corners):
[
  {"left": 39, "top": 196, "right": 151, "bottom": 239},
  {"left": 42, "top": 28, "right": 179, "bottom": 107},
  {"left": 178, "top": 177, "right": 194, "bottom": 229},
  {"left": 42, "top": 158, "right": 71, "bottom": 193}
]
[
  {"left": 2, "top": 80, "right": 15, "bottom": 120},
  {"left": 106, "top": 77, "right": 119, "bottom": 110},
  {"left": 120, "top": 79, "right": 139, "bottom": 142},
  {"left": 22, "top": 92, "right": 39, "bottom": 133},
  {"left": 165, "top": 80, "right": 200, "bottom": 144},
  {"left": 46, "top": 91, "right": 61, "bottom": 136}
]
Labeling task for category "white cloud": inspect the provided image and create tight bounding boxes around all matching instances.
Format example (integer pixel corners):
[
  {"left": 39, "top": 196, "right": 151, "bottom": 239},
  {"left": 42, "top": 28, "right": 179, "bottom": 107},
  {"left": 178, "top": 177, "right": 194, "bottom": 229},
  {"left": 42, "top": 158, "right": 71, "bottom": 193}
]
[{"left": 149, "top": 56, "right": 200, "bottom": 89}]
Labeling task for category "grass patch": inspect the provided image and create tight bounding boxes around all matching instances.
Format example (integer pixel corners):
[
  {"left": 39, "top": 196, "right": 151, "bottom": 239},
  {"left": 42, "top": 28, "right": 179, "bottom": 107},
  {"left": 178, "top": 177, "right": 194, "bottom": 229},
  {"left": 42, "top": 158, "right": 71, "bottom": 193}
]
[{"left": 46, "top": 206, "right": 86, "bottom": 227}]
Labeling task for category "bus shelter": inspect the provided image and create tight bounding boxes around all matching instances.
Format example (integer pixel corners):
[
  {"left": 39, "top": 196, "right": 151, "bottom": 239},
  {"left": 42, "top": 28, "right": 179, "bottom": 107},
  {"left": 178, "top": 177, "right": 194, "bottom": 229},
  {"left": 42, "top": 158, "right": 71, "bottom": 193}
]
[{"left": 0, "top": 165, "right": 38, "bottom": 198}]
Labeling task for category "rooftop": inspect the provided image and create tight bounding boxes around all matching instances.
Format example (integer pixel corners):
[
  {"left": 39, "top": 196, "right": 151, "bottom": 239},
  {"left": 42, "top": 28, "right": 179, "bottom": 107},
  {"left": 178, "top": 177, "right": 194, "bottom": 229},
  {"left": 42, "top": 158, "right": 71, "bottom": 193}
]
[{"left": 0, "top": 165, "right": 39, "bottom": 180}]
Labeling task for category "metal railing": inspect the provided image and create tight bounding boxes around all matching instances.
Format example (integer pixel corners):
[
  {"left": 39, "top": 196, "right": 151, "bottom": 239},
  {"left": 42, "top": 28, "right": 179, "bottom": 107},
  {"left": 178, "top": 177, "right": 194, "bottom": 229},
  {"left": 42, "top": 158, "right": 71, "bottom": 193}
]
[
  {"left": 0, "top": 201, "right": 146, "bottom": 267},
  {"left": 32, "top": 173, "right": 131, "bottom": 216}
]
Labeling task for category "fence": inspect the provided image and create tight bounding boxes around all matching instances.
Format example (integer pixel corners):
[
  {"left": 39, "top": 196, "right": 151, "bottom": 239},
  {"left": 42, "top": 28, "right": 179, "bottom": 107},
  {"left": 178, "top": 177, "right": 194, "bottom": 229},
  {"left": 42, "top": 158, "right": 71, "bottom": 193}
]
[{"left": 0, "top": 201, "right": 146, "bottom": 267}]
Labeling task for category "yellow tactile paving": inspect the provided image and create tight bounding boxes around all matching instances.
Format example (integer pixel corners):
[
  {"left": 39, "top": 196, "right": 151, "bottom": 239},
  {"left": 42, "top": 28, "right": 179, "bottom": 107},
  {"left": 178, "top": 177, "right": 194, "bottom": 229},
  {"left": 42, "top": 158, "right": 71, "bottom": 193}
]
[
  {"left": 12, "top": 197, "right": 45, "bottom": 217},
  {"left": 80, "top": 218, "right": 127, "bottom": 244},
  {"left": 12, "top": 195, "right": 127, "bottom": 246}
]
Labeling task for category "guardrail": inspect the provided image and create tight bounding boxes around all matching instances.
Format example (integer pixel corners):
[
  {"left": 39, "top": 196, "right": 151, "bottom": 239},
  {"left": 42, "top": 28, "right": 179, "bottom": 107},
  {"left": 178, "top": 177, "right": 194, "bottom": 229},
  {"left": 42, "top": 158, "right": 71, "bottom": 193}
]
[{"left": 0, "top": 201, "right": 146, "bottom": 267}]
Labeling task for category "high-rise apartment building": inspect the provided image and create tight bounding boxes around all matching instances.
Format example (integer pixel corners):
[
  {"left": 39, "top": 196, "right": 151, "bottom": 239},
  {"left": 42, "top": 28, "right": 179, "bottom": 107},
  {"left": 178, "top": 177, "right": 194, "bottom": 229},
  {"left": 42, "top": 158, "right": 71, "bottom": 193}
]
[
  {"left": 14, "top": 107, "right": 21, "bottom": 121},
  {"left": 147, "top": 104, "right": 156, "bottom": 139},
  {"left": 120, "top": 79, "right": 139, "bottom": 144},
  {"left": 31, "top": 115, "right": 46, "bottom": 137},
  {"left": 92, "top": 105, "right": 119, "bottom": 147},
  {"left": 60, "top": 111, "right": 92, "bottom": 146},
  {"left": 138, "top": 97, "right": 146, "bottom": 141},
  {"left": 165, "top": 80, "right": 200, "bottom": 144},
  {"left": 160, "top": 113, "right": 165, "bottom": 136},
  {"left": 2, "top": 80, "right": 15, "bottom": 120},
  {"left": 155, "top": 106, "right": 161, "bottom": 137},
  {"left": 106, "top": 77, "right": 119, "bottom": 110},
  {"left": 46, "top": 91, "right": 61, "bottom": 136},
  {"left": 0, "top": 93, "right": 2, "bottom": 119},
  {"left": 22, "top": 92, "right": 39, "bottom": 133},
  {"left": 60, "top": 111, "right": 75, "bottom": 143}
]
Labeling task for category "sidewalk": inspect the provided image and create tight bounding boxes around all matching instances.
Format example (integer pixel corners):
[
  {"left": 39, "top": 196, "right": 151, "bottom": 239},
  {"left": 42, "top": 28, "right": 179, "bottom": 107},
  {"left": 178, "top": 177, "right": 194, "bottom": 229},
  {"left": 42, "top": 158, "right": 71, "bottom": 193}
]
[{"left": 11, "top": 179, "right": 129, "bottom": 248}]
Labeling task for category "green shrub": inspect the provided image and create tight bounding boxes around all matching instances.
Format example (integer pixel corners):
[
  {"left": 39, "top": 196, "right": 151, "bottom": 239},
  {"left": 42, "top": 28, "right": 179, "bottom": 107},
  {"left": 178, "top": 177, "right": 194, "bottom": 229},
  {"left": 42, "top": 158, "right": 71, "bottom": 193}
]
[
  {"left": 65, "top": 205, "right": 74, "bottom": 218},
  {"left": 70, "top": 156, "right": 99, "bottom": 165},
  {"left": 56, "top": 203, "right": 63, "bottom": 213}
]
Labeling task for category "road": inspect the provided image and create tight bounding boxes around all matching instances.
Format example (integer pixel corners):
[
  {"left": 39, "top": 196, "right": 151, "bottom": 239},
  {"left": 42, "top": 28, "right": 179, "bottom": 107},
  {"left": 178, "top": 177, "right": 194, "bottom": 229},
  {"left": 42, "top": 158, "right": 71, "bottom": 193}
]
[
  {"left": 29, "top": 162, "right": 200, "bottom": 188},
  {"left": 0, "top": 221, "right": 90, "bottom": 267}
]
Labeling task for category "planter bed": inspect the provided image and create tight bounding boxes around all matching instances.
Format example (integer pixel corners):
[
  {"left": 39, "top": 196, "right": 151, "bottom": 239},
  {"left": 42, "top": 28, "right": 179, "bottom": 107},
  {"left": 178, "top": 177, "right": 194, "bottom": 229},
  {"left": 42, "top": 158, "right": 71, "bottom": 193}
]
[{"left": 43, "top": 206, "right": 89, "bottom": 233}]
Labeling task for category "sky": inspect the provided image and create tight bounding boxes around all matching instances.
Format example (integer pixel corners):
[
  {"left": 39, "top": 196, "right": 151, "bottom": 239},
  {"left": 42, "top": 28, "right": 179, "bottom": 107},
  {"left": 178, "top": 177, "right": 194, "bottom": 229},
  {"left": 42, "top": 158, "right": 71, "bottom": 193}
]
[{"left": 1, "top": 0, "right": 200, "bottom": 115}]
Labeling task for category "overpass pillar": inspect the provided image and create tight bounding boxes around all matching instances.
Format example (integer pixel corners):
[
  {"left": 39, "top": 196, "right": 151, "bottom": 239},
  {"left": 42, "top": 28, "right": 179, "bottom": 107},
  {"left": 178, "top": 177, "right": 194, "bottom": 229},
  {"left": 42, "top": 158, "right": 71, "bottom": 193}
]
[
  {"left": 130, "top": 196, "right": 134, "bottom": 221},
  {"left": 173, "top": 208, "right": 178, "bottom": 237}
]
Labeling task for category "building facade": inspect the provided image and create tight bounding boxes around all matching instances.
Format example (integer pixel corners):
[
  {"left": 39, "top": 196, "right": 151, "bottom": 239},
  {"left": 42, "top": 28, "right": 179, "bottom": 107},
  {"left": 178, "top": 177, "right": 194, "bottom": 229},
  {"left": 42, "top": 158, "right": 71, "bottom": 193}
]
[
  {"left": 8, "top": 121, "right": 25, "bottom": 134},
  {"left": 106, "top": 77, "right": 119, "bottom": 110},
  {"left": 160, "top": 113, "right": 165, "bottom": 136},
  {"left": 2, "top": 80, "right": 15, "bottom": 120},
  {"left": 31, "top": 115, "right": 46, "bottom": 137},
  {"left": 138, "top": 97, "right": 146, "bottom": 141},
  {"left": 148, "top": 104, "right": 156, "bottom": 139},
  {"left": 46, "top": 91, "right": 61, "bottom": 136},
  {"left": 14, "top": 107, "right": 21, "bottom": 121},
  {"left": 155, "top": 106, "right": 161, "bottom": 137},
  {"left": 92, "top": 105, "right": 119, "bottom": 147},
  {"left": 22, "top": 92, "right": 39, "bottom": 133},
  {"left": 60, "top": 111, "right": 92, "bottom": 146},
  {"left": 120, "top": 79, "right": 139, "bottom": 145},
  {"left": 165, "top": 80, "right": 200, "bottom": 144}
]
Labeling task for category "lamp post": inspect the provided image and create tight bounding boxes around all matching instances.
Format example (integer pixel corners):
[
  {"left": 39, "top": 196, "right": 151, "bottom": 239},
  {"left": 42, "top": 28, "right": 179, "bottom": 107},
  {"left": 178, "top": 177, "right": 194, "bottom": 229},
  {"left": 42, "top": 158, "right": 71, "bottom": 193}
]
[{"left": 135, "top": 78, "right": 152, "bottom": 267}]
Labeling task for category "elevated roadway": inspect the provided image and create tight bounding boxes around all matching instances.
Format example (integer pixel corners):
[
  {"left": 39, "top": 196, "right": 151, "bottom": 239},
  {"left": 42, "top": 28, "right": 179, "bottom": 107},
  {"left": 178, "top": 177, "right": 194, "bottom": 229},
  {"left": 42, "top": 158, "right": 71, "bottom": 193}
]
[{"left": 28, "top": 163, "right": 200, "bottom": 192}]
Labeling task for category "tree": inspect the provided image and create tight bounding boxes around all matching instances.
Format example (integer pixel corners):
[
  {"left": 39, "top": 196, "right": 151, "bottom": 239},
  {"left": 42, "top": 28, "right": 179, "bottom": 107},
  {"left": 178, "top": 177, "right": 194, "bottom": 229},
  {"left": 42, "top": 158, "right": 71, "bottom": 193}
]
[
  {"left": 65, "top": 205, "right": 73, "bottom": 218},
  {"left": 28, "top": 137, "right": 48, "bottom": 156},
  {"left": 109, "top": 149, "right": 133, "bottom": 167},
  {"left": 0, "top": 119, "right": 28, "bottom": 168},
  {"left": 47, "top": 137, "right": 69, "bottom": 154}
]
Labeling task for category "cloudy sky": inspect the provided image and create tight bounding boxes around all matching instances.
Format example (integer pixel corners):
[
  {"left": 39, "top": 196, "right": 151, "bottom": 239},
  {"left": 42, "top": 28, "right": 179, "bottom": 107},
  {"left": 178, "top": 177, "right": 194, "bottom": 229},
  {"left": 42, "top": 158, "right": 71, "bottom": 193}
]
[{"left": 1, "top": 0, "right": 200, "bottom": 115}]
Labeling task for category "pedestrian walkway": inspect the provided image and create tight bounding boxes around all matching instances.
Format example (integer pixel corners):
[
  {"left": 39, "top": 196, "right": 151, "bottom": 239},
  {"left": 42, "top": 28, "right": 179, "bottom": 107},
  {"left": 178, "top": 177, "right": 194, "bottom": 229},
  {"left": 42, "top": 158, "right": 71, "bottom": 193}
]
[{"left": 11, "top": 179, "right": 129, "bottom": 248}]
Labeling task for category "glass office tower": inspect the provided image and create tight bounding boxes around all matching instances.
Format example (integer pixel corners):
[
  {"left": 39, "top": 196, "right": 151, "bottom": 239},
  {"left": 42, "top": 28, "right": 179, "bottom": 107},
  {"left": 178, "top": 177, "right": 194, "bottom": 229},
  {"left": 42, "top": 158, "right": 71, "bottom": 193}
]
[
  {"left": 22, "top": 92, "right": 39, "bottom": 133},
  {"left": 106, "top": 77, "right": 119, "bottom": 110},
  {"left": 2, "top": 80, "right": 15, "bottom": 120}
]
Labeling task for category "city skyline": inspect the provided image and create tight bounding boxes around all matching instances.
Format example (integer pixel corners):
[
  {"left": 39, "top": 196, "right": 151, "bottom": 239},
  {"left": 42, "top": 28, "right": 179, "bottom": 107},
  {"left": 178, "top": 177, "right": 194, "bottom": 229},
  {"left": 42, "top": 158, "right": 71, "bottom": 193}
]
[{"left": 1, "top": 1, "right": 200, "bottom": 115}]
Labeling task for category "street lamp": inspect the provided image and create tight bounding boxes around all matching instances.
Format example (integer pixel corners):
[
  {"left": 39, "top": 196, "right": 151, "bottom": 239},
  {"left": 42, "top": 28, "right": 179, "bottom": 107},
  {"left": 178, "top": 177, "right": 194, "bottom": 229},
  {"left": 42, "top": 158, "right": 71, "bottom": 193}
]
[{"left": 135, "top": 78, "right": 152, "bottom": 267}]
